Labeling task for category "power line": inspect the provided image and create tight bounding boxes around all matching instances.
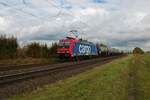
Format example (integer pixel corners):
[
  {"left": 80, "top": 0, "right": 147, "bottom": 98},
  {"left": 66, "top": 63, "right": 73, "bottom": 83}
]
[
  {"left": 0, "top": 0, "right": 89, "bottom": 29},
  {"left": 20, "top": 0, "right": 64, "bottom": 20},
  {"left": 0, "top": 1, "right": 40, "bottom": 19}
]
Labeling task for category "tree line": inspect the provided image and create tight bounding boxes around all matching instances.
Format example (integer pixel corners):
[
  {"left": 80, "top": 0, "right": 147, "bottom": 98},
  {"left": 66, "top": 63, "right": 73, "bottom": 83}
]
[
  {"left": 0, "top": 35, "right": 146, "bottom": 59},
  {"left": 133, "top": 47, "right": 144, "bottom": 54},
  {"left": 0, "top": 35, "right": 57, "bottom": 59}
]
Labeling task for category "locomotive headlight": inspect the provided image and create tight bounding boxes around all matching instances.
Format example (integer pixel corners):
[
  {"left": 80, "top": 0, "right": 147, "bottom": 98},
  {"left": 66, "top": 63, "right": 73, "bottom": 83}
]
[{"left": 66, "top": 51, "right": 69, "bottom": 53}]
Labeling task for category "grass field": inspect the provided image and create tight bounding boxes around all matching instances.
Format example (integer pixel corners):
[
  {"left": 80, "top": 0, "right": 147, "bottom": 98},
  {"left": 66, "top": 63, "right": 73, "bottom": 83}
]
[
  {"left": 0, "top": 58, "right": 57, "bottom": 65},
  {"left": 9, "top": 54, "right": 150, "bottom": 100},
  {"left": 133, "top": 54, "right": 150, "bottom": 100}
]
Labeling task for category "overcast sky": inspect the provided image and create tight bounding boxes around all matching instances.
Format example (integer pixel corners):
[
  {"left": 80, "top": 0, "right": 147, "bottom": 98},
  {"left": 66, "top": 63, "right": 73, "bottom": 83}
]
[{"left": 0, "top": 0, "right": 150, "bottom": 51}]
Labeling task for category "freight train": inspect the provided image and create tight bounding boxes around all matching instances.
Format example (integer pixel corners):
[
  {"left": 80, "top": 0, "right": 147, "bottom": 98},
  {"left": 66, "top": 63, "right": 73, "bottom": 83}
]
[{"left": 57, "top": 37, "right": 122, "bottom": 59}]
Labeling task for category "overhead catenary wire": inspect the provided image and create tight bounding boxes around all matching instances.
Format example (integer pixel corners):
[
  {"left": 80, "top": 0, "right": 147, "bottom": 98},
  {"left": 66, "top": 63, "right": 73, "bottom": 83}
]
[
  {"left": 0, "top": 0, "right": 89, "bottom": 26},
  {"left": 0, "top": 0, "right": 90, "bottom": 35},
  {"left": 0, "top": 1, "right": 40, "bottom": 19},
  {"left": 0, "top": 0, "right": 63, "bottom": 20}
]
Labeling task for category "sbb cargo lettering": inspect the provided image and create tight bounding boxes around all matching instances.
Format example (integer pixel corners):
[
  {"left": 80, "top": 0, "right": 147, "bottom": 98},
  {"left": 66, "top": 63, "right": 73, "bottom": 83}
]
[{"left": 79, "top": 45, "right": 91, "bottom": 54}]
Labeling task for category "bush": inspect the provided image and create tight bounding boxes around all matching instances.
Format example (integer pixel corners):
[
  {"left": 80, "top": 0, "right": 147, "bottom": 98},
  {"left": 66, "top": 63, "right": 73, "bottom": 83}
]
[
  {"left": 25, "top": 43, "right": 50, "bottom": 58},
  {"left": 133, "top": 47, "right": 144, "bottom": 54},
  {"left": 17, "top": 47, "right": 27, "bottom": 58},
  {"left": 25, "top": 42, "right": 58, "bottom": 58},
  {"left": 146, "top": 51, "right": 150, "bottom": 53}
]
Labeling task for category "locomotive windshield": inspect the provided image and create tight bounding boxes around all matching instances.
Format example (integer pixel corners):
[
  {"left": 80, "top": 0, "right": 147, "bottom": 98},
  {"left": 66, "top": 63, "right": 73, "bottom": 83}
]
[{"left": 58, "top": 42, "right": 70, "bottom": 48}]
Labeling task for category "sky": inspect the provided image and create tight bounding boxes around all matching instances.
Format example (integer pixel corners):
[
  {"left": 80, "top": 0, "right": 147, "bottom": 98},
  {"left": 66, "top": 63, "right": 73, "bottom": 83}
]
[{"left": 0, "top": 0, "right": 150, "bottom": 51}]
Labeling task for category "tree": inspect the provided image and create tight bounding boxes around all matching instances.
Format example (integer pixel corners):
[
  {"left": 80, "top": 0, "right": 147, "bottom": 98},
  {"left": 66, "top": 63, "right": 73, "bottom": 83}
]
[
  {"left": 26, "top": 43, "right": 41, "bottom": 58},
  {"left": 49, "top": 42, "right": 58, "bottom": 57},
  {"left": 133, "top": 47, "right": 144, "bottom": 54},
  {"left": 25, "top": 43, "right": 52, "bottom": 58},
  {"left": 0, "top": 35, "right": 18, "bottom": 59}
]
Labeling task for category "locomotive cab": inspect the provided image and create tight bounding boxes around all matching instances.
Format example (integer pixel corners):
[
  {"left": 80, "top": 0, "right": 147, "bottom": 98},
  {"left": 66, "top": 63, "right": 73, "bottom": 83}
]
[{"left": 57, "top": 37, "right": 78, "bottom": 58}]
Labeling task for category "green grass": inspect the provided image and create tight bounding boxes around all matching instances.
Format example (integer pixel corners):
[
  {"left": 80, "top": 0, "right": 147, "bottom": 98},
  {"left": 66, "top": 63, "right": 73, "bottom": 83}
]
[
  {"left": 9, "top": 56, "right": 132, "bottom": 100},
  {"left": 0, "top": 58, "right": 57, "bottom": 65},
  {"left": 132, "top": 54, "right": 150, "bottom": 100},
  {"left": 8, "top": 54, "right": 150, "bottom": 100}
]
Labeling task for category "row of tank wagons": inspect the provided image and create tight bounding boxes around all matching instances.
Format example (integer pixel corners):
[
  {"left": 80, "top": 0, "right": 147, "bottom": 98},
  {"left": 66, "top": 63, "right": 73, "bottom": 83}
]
[
  {"left": 97, "top": 44, "right": 123, "bottom": 57},
  {"left": 57, "top": 37, "right": 123, "bottom": 58}
]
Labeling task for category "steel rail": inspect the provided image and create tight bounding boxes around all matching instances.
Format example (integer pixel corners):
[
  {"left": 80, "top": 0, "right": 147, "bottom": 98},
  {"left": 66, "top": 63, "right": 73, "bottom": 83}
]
[{"left": 0, "top": 56, "right": 122, "bottom": 85}]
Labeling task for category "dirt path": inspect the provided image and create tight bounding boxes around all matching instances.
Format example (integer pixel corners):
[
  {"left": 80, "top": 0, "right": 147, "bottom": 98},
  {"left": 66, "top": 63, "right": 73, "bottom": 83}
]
[{"left": 128, "top": 57, "right": 136, "bottom": 100}]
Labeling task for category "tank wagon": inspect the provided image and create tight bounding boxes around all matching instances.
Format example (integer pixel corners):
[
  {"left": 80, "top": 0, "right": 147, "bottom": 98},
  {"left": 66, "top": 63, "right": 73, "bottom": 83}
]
[
  {"left": 57, "top": 36, "right": 122, "bottom": 59},
  {"left": 96, "top": 44, "right": 109, "bottom": 56},
  {"left": 108, "top": 48, "right": 121, "bottom": 56}
]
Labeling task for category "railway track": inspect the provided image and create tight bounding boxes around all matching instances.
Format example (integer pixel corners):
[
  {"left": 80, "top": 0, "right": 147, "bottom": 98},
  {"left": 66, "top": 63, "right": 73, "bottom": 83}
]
[
  {"left": 0, "top": 56, "right": 123, "bottom": 85},
  {"left": 0, "top": 63, "right": 51, "bottom": 72}
]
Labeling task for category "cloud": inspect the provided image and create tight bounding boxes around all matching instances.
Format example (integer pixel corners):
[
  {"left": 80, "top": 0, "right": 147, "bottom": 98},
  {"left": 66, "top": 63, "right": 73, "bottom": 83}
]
[{"left": 0, "top": 0, "right": 150, "bottom": 51}]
